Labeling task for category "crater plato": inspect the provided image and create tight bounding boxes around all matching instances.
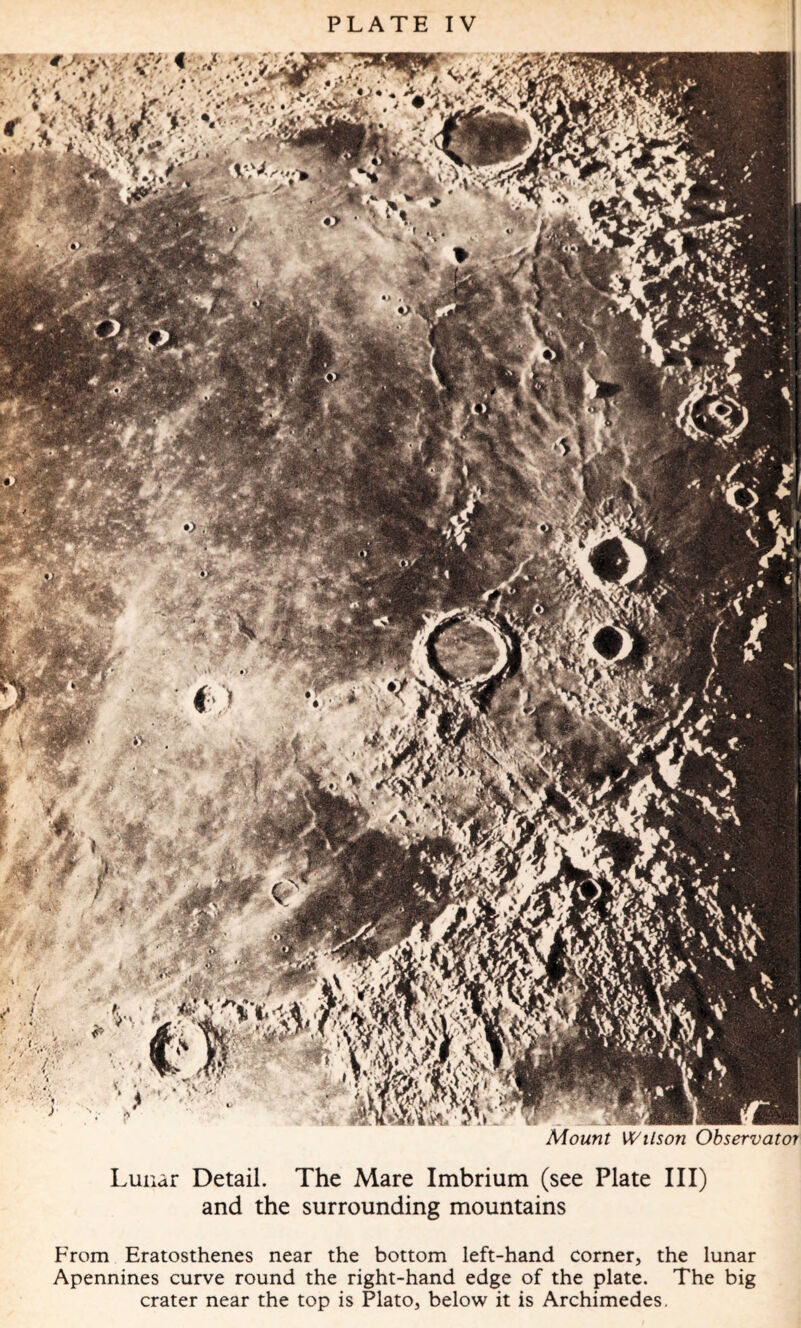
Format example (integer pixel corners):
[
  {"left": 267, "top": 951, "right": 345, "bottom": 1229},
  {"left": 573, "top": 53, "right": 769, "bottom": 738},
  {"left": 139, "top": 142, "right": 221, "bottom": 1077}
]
[{"left": 441, "top": 110, "right": 533, "bottom": 167}]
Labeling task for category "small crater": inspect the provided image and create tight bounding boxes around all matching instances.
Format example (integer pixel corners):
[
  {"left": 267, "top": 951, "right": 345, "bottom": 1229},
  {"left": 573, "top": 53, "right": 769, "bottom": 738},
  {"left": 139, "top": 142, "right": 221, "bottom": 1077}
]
[
  {"left": 182, "top": 521, "right": 195, "bottom": 532},
  {"left": 0, "top": 681, "right": 19, "bottom": 711},
  {"left": 440, "top": 111, "right": 532, "bottom": 168},
  {"left": 679, "top": 387, "right": 747, "bottom": 442},
  {"left": 694, "top": 395, "right": 745, "bottom": 436},
  {"left": 322, "top": 215, "right": 338, "bottom": 227},
  {"left": 726, "top": 483, "right": 757, "bottom": 511},
  {"left": 3, "top": 476, "right": 15, "bottom": 487},
  {"left": 271, "top": 878, "right": 299, "bottom": 906},
  {"left": 324, "top": 371, "right": 338, "bottom": 383},
  {"left": 451, "top": 246, "right": 469, "bottom": 264},
  {"left": 589, "top": 624, "right": 633, "bottom": 664},
  {"left": 576, "top": 877, "right": 604, "bottom": 904},
  {"left": 411, "top": 95, "right": 425, "bottom": 109},
  {"left": 192, "top": 681, "right": 230, "bottom": 717},
  {"left": 583, "top": 533, "right": 647, "bottom": 587},
  {"left": 150, "top": 1019, "right": 211, "bottom": 1079},
  {"left": 147, "top": 328, "right": 170, "bottom": 348},
  {"left": 94, "top": 318, "right": 120, "bottom": 339}
]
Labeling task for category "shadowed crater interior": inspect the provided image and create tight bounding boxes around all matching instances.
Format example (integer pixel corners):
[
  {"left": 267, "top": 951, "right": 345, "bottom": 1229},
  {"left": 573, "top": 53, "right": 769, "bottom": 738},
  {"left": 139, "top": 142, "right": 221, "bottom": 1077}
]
[
  {"left": 690, "top": 392, "right": 745, "bottom": 439},
  {"left": 589, "top": 537, "right": 630, "bottom": 583},
  {"left": 591, "top": 625, "right": 632, "bottom": 662},
  {"left": 150, "top": 1018, "right": 211, "bottom": 1079}
]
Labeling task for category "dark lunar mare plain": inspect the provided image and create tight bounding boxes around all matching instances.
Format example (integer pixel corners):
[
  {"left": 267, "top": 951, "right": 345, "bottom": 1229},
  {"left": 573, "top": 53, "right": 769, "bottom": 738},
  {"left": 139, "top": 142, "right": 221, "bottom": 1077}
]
[{"left": 0, "top": 52, "right": 796, "bottom": 1123}]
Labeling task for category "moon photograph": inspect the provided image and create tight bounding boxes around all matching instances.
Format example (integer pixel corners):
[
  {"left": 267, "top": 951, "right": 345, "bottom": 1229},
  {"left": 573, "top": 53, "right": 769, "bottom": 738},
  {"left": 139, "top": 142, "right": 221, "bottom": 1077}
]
[{"left": 0, "top": 52, "right": 795, "bottom": 1125}]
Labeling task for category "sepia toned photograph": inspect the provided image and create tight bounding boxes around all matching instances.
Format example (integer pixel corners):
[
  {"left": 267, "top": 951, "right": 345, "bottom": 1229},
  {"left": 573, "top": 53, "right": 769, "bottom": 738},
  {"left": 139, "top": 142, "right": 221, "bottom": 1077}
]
[{"left": 0, "top": 49, "right": 795, "bottom": 1128}]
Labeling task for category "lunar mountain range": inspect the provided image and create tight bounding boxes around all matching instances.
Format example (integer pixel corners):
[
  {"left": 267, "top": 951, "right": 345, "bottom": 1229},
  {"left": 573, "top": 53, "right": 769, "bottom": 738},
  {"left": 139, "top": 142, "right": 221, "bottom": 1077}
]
[{"left": 0, "top": 52, "right": 796, "bottom": 1124}]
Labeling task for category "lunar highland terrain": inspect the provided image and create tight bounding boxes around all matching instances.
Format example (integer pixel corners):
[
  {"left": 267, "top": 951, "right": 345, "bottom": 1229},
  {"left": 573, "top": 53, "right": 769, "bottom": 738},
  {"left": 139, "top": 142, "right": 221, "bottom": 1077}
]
[{"left": 0, "top": 53, "right": 796, "bottom": 1124}]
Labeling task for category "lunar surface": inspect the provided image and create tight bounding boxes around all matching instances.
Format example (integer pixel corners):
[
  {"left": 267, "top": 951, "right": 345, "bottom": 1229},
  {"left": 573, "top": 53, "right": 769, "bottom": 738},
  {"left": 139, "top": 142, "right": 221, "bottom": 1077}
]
[{"left": 0, "top": 53, "right": 795, "bottom": 1124}]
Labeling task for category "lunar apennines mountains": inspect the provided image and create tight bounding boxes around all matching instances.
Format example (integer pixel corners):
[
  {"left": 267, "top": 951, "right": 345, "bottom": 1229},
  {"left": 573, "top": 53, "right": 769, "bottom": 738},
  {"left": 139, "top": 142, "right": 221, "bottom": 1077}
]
[{"left": 0, "top": 53, "right": 795, "bottom": 1124}]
